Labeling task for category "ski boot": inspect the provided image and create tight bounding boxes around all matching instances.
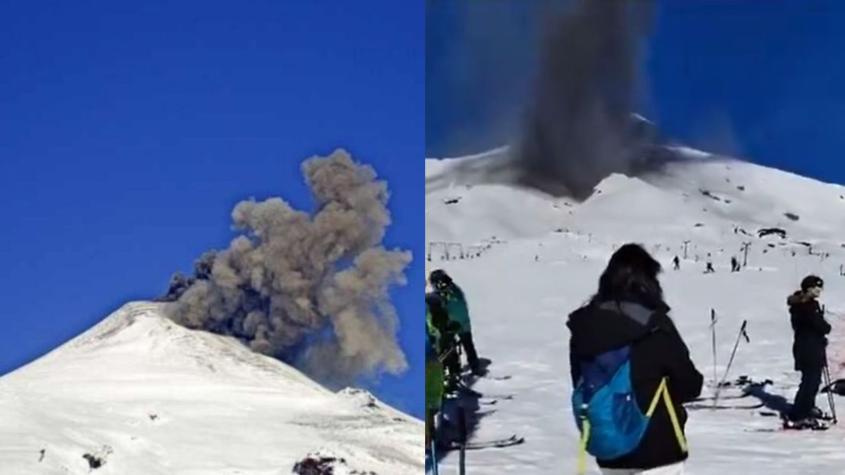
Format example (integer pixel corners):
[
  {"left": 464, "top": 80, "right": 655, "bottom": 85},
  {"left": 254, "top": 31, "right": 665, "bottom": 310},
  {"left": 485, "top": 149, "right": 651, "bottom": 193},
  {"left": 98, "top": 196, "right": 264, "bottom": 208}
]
[
  {"left": 783, "top": 417, "right": 829, "bottom": 431},
  {"left": 809, "top": 407, "right": 834, "bottom": 421}
]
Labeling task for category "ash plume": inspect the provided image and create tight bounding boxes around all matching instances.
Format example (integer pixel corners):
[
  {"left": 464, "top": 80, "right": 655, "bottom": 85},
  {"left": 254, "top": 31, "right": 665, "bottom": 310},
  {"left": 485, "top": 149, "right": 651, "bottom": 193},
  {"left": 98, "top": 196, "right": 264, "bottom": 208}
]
[
  {"left": 162, "top": 150, "right": 411, "bottom": 385},
  {"left": 517, "top": 0, "right": 658, "bottom": 199}
]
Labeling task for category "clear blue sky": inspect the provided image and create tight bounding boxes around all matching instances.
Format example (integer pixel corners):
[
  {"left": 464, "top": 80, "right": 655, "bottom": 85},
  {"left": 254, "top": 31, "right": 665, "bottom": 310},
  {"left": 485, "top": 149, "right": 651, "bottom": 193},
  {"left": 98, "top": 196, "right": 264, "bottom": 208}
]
[
  {"left": 0, "top": 1, "right": 423, "bottom": 417},
  {"left": 426, "top": 0, "right": 845, "bottom": 186}
]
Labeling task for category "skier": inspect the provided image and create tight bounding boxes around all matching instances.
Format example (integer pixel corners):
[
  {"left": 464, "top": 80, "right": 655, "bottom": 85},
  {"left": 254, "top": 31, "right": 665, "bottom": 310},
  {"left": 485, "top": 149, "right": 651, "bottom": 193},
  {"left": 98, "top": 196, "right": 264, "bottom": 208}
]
[
  {"left": 672, "top": 255, "right": 680, "bottom": 271},
  {"left": 425, "top": 294, "right": 445, "bottom": 453},
  {"left": 427, "top": 289, "right": 460, "bottom": 391},
  {"left": 786, "top": 275, "right": 831, "bottom": 429},
  {"left": 704, "top": 253, "right": 714, "bottom": 274},
  {"left": 568, "top": 243, "right": 703, "bottom": 475},
  {"left": 429, "top": 269, "right": 483, "bottom": 376}
]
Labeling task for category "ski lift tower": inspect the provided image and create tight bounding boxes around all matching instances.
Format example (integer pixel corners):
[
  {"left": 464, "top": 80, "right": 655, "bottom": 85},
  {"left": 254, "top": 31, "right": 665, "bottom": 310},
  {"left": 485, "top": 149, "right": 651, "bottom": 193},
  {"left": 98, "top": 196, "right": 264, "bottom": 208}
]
[{"left": 741, "top": 241, "right": 751, "bottom": 267}]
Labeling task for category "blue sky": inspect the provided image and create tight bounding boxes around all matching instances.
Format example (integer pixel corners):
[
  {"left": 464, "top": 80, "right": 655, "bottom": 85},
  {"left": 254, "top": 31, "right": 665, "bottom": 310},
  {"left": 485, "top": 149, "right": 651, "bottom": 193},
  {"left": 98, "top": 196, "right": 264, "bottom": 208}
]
[
  {"left": 0, "top": 1, "right": 423, "bottom": 417},
  {"left": 426, "top": 0, "right": 845, "bottom": 186}
]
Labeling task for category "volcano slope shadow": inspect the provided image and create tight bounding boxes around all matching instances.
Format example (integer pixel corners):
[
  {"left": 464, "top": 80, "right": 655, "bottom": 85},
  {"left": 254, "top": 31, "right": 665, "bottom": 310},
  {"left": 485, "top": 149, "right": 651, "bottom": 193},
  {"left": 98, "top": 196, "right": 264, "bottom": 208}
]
[{"left": 434, "top": 358, "right": 498, "bottom": 462}]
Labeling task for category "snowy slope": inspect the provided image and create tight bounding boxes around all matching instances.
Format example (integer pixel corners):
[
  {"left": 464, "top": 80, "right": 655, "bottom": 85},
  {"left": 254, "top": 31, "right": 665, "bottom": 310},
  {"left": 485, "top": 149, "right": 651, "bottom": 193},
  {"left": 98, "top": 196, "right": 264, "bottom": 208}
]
[
  {"left": 0, "top": 302, "right": 423, "bottom": 474},
  {"left": 426, "top": 147, "right": 845, "bottom": 474}
]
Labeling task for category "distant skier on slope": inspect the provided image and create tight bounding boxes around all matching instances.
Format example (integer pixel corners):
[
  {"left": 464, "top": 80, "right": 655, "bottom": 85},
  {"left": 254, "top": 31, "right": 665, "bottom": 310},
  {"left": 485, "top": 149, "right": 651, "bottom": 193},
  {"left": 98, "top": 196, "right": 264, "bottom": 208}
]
[
  {"left": 568, "top": 243, "right": 703, "bottom": 475},
  {"left": 430, "top": 269, "right": 483, "bottom": 376},
  {"left": 672, "top": 255, "right": 680, "bottom": 271},
  {"left": 786, "top": 275, "right": 831, "bottom": 429}
]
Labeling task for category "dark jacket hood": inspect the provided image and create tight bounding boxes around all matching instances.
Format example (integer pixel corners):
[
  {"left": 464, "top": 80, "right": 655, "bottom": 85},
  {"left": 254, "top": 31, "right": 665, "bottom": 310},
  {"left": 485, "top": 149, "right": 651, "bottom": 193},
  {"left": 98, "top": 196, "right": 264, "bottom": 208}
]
[
  {"left": 567, "top": 300, "right": 667, "bottom": 357},
  {"left": 787, "top": 290, "right": 815, "bottom": 306}
]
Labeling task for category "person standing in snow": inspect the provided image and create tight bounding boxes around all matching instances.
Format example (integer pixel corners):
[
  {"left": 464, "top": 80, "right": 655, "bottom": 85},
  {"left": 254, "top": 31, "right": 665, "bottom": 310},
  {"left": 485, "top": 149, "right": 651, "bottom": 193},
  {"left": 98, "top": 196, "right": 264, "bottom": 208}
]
[
  {"left": 568, "top": 243, "right": 703, "bottom": 475},
  {"left": 427, "top": 288, "right": 460, "bottom": 391},
  {"left": 429, "top": 269, "right": 482, "bottom": 376},
  {"left": 672, "top": 255, "right": 680, "bottom": 271},
  {"left": 425, "top": 293, "right": 446, "bottom": 450},
  {"left": 787, "top": 275, "right": 831, "bottom": 427},
  {"left": 704, "top": 253, "right": 714, "bottom": 273}
]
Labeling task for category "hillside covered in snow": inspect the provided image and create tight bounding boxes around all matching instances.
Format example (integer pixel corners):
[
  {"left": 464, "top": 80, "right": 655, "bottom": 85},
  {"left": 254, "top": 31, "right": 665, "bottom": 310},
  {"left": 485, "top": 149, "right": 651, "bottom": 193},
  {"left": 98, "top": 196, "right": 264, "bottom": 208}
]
[
  {"left": 426, "top": 146, "right": 845, "bottom": 474},
  {"left": 0, "top": 302, "right": 423, "bottom": 474}
]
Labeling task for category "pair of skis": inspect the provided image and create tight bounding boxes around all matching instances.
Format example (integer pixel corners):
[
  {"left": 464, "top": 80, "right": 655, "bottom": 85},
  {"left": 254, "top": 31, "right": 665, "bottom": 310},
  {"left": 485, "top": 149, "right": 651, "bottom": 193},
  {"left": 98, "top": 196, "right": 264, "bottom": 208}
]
[
  {"left": 686, "top": 401, "right": 764, "bottom": 410},
  {"left": 428, "top": 411, "right": 524, "bottom": 475},
  {"left": 749, "top": 414, "right": 833, "bottom": 432},
  {"left": 427, "top": 434, "right": 526, "bottom": 473},
  {"left": 446, "top": 434, "right": 525, "bottom": 450}
]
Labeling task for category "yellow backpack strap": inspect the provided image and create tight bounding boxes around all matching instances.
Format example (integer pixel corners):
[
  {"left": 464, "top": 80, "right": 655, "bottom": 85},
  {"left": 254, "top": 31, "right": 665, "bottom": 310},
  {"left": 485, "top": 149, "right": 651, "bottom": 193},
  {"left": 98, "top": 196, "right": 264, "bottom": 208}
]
[
  {"left": 577, "top": 406, "right": 591, "bottom": 475},
  {"left": 646, "top": 377, "right": 688, "bottom": 453},
  {"left": 576, "top": 379, "right": 688, "bottom": 475}
]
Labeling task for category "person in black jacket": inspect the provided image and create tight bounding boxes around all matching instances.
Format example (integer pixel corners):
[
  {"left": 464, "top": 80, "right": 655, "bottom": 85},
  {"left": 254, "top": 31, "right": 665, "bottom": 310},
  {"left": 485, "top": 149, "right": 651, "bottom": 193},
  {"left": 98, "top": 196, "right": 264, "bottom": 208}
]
[
  {"left": 788, "top": 275, "right": 831, "bottom": 424},
  {"left": 568, "top": 243, "right": 703, "bottom": 474}
]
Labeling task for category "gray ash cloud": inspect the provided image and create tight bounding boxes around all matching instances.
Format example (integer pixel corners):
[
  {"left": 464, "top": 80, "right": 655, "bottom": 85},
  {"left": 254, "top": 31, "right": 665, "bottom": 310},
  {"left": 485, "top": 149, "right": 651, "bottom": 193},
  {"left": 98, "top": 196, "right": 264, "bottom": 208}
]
[
  {"left": 517, "top": 0, "right": 659, "bottom": 199},
  {"left": 162, "top": 150, "right": 411, "bottom": 385}
]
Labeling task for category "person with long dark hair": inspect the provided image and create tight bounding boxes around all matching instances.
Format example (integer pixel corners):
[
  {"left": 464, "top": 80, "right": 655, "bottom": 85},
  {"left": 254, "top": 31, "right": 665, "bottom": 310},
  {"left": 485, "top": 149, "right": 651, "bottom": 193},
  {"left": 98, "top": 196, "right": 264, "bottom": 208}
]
[{"left": 568, "top": 243, "right": 702, "bottom": 475}]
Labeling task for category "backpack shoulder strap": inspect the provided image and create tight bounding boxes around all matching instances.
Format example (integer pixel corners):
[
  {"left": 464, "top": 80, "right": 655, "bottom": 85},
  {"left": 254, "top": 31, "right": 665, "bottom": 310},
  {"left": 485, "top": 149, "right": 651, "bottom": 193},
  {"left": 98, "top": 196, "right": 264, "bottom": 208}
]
[{"left": 645, "top": 377, "right": 688, "bottom": 453}]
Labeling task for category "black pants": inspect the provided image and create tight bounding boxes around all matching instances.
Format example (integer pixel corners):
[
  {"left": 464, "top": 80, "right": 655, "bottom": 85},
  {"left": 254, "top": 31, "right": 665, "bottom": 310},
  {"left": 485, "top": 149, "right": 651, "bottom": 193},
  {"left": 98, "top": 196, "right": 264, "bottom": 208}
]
[
  {"left": 442, "top": 332, "right": 480, "bottom": 378},
  {"left": 791, "top": 365, "right": 823, "bottom": 420},
  {"left": 460, "top": 331, "right": 480, "bottom": 373},
  {"left": 441, "top": 334, "right": 461, "bottom": 383}
]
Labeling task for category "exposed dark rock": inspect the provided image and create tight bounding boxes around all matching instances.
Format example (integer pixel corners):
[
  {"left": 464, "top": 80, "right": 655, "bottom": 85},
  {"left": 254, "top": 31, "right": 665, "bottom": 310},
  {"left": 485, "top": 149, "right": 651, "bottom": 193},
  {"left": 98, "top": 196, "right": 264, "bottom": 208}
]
[
  {"left": 699, "top": 189, "right": 721, "bottom": 202},
  {"left": 758, "top": 228, "right": 787, "bottom": 239},
  {"left": 292, "top": 455, "right": 339, "bottom": 475},
  {"left": 83, "top": 453, "right": 104, "bottom": 470}
]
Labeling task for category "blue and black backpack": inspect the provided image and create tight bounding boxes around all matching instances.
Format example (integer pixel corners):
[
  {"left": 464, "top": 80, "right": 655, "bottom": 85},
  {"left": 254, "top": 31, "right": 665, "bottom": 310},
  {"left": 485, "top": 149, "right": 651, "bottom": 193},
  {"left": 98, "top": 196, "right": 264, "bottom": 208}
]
[{"left": 571, "top": 344, "right": 686, "bottom": 468}]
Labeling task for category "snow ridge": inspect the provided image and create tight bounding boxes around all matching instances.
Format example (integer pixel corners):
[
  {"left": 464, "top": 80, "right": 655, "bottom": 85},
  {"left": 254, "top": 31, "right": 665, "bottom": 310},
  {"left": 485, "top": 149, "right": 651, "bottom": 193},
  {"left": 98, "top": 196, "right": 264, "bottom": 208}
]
[{"left": 0, "top": 302, "right": 422, "bottom": 474}]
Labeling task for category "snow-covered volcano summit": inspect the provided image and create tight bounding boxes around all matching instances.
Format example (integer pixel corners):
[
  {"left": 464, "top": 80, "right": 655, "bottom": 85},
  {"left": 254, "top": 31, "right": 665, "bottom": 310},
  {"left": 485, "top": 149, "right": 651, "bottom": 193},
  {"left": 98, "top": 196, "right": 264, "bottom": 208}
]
[
  {"left": 426, "top": 145, "right": 845, "bottom": 244},
  {"left": 0, "top": 302, "right": 422, "bottom": 474},
  {"left": 426, "top": 147, "right": 845, "bottom": 474}
]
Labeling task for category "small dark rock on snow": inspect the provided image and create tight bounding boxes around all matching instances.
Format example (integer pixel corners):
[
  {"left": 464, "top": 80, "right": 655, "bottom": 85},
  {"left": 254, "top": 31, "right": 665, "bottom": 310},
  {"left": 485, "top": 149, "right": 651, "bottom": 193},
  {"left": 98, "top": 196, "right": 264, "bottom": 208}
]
[{"left": 83, "top": 453, "right": 104, "bottom": 470}]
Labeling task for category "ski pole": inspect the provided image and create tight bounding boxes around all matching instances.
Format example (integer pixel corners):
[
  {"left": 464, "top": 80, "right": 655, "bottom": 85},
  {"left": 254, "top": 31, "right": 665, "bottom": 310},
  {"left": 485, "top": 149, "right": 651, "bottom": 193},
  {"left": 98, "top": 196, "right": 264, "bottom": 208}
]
[
  {"left": 715, "top": 320, "right": 749, "bottom": 405},
  {"left": 438, "top": 345, "right": 457, "bottom": 365},
  {"left": 710, "top": 309, "right": 718, "bottom": 386},
  {"left": 458, "top": 407, "right": 467, "bottom": 475},
  {"left": 823, "top": 308, "right": 838, "bottom": 424},
  {"left": 430, "top": 439, "right": 439, "bottom": 475},
  {"left": 824, "top": 360, "right": 838, "bottom": 424}
]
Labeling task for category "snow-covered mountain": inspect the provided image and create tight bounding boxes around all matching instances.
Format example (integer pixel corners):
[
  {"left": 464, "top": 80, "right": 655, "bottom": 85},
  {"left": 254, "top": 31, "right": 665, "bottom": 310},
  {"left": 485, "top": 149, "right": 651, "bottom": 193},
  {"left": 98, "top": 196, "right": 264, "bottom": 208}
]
[
  {"left": 426, "top": 146, "right": 845, "bottom": 474},
  {"left": 0, "top": 302, "right": 423, "bottom": 474}
]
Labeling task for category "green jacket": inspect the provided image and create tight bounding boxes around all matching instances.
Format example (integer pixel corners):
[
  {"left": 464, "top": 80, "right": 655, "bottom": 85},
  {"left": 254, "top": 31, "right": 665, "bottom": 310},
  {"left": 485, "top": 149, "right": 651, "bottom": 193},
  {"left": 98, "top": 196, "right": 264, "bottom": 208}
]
[
  {"left": 426, "top": 307, "right": 441, "bottom": 357},
  {"left": 425, "top": 309, "right": 444, "bottom": 411},
  {"left": 440, "top": 286, "right": 471, "bottom": 333}
]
